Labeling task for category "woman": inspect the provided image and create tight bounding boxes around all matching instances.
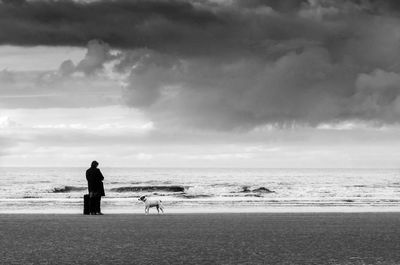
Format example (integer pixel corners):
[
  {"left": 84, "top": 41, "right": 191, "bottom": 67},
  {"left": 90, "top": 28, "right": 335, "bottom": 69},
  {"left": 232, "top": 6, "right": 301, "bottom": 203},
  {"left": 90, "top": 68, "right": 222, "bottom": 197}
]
[{"left": 86, "top": 161, "right": 105, "bottom": 215}]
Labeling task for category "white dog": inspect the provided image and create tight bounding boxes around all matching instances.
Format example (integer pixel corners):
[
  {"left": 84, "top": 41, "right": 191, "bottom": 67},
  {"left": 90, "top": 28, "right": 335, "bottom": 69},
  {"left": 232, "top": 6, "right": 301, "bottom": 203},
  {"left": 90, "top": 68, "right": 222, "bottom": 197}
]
[{"left": 138, "top": 195, "right": 164, "bottom": 214}]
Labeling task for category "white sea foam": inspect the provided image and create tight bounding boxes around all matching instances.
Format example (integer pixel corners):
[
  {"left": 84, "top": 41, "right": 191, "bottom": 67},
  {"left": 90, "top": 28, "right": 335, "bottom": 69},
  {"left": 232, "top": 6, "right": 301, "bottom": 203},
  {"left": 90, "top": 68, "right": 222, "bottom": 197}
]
[{"left": 0, "top": 167, "right": 399, "bottom": 213}]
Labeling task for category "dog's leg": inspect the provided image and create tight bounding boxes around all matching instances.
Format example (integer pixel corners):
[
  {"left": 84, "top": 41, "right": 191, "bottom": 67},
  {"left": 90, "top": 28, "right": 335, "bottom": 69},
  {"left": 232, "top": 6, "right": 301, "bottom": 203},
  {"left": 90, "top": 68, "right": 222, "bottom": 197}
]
[
  {"left": 160, "top": 206, "right": 164, "bottom": 213},
  {"left": 156, "top": 206, "right": 160, "bottom": 214},
  {"left": 145, "top": 207, "right": 148, "bottom": 215}
]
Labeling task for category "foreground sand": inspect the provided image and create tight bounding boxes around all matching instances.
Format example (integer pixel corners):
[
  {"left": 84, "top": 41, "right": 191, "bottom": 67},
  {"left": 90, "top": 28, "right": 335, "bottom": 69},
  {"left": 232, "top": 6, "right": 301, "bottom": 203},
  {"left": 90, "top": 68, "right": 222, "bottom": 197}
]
[{"left": 1, "top": 213, "right": 400, "bottom": 265}]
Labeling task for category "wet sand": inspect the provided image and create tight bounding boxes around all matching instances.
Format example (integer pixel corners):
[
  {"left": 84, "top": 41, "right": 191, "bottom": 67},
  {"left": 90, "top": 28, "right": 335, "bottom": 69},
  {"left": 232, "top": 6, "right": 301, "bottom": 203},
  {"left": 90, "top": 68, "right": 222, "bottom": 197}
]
[{"left": 1, "top": 213, "right": 400, "bottom": 264}]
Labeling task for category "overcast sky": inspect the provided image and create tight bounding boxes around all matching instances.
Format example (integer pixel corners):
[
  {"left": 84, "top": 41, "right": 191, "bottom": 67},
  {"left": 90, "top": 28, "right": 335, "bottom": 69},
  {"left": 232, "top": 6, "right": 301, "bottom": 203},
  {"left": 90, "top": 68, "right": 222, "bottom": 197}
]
[{"left": 2, "top": 0, "right": 400, "bottom": 167}]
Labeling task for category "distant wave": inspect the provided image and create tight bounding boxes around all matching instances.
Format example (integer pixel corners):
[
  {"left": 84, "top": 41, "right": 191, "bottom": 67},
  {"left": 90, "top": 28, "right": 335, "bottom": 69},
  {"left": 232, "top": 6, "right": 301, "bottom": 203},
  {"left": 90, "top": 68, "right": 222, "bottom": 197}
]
[
  {"left": 222, "top": 194, "right": 263, "bottom": 198},
  {"left": 110, "top": 180, "right": 174, "bottom": 185},
  {"left": 210, "top": 183, "right": 239, "bottom": 187},
  {"left": 111, "top": 185, "right": 185, "bottom": 193},
  {"left": 240, "top": 186, "right": 274, "bottom": 193},
  {"left": 52, "top": 186, "right": 86, "bottom": 193},
  {"left": 244, "top": 194, "right": 263, "bottom": 197},
  {"left": 179, "top": 194, "right": 213, "bottom": 199}
]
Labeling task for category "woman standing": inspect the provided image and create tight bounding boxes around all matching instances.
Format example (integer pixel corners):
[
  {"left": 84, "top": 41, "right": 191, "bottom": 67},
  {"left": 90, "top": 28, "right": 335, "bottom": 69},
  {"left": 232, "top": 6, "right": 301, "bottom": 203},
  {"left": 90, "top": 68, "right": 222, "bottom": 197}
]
[{"left": 86, "top": 161, "right": 105, "bottom": 215}]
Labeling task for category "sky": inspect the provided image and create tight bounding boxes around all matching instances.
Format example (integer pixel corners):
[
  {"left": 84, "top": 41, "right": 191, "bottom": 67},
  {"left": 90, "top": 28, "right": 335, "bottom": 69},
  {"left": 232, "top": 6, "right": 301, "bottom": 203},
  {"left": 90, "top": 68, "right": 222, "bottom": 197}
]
[{"left": 2, "top": 0, "right": 400, "bottom": 167}]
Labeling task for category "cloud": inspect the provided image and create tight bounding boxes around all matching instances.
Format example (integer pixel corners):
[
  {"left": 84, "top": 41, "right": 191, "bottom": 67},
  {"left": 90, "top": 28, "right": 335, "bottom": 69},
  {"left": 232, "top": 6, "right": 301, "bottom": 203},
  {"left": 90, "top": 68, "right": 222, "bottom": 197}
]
[
  {"left": 117, "top": 44, "right": 397, "bottom": 129},
  {"left": 58, "top": 39, "right": 118, "bottom": 76},
  {"left": 0, "top": 69, "right": 15, "bottom": 83},
  {"left": 0, "top": 0, "right": 388, "bottom": 57},
  {"left": 112, "top": 0, "right": 400, "bottom": 129},
  {"left": 0, "top": 116, "right": 19, "bottom": 128},
  {"left": 351, "top": 69, "right": 400, "bottom": 122},
  {"left": 0, "top": 0, "right": 224, "bottom": 55},
  {"left": 58, "top": 60, "right": 75, "bottom": 77},
  {"left": 3, "top": 0, "right": 400, "bottom": 129},
  {"left": 0, "top": 41, "right": 122, "bottom": 109},
  {"left": 75, "top": 39, "right": 118, "bottom": 75}
]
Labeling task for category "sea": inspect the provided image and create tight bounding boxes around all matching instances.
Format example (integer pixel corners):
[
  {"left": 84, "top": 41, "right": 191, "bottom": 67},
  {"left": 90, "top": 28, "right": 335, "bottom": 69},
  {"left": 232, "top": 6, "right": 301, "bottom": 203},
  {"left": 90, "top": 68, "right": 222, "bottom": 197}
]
[{"left": 1, "top": 167, "right": 400, "bottom": 213}]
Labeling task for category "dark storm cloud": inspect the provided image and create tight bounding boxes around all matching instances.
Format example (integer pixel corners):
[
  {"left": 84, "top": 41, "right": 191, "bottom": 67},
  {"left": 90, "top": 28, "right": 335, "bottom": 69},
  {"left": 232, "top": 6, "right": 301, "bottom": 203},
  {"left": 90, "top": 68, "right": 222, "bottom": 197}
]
[
  {"left": 3, "top": 0, "right": 400, "bottom": 129},
  {"left": 115, "top": 0, "right": 400, "bottom": 129},
  {"left": 232, "top": 0, "right": 307, "bottom": 12},
  {"left": 0, "top": 0, "right": 226, "bottom": 56},
  {"left": 0, "top": 0, "right": 373, "bottom": 58}
]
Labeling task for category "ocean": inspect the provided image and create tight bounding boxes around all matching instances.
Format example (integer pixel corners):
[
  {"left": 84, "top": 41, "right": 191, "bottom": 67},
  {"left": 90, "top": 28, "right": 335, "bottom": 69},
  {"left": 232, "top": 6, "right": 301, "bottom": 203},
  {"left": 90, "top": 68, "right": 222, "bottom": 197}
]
[{"left": 1, "top": 167, "right": 400, "bottom": 213}]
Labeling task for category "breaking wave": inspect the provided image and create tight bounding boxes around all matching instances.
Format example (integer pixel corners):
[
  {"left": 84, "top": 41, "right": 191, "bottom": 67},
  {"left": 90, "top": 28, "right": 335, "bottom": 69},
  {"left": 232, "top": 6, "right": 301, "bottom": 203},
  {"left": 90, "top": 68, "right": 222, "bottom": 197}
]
[
  {"left": 111, "top": 185, "right": 185, "bottom": 193},
  {"left": 52, "top": 186, "right": 86, "bottom": 193},
  {"left": 238, "top": 186, "right": 275, "bottom": 193},
  {"left": 178, "top": 194, "right": 213, "bottom": 199}
]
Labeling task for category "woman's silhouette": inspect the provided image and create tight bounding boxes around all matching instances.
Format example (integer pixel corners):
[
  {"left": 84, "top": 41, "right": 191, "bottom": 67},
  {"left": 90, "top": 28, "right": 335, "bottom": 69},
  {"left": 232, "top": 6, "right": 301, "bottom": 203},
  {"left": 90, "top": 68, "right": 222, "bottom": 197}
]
[{"left": 86, "top": 161, "right": 105, "bottom": 215}]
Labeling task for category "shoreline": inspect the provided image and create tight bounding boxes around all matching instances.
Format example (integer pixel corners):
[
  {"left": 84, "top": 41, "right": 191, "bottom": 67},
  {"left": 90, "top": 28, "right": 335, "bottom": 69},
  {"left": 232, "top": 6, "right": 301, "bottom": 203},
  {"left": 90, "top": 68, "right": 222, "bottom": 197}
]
[{"left": 3, "top": 206, "right": 400, "bottom": 214}]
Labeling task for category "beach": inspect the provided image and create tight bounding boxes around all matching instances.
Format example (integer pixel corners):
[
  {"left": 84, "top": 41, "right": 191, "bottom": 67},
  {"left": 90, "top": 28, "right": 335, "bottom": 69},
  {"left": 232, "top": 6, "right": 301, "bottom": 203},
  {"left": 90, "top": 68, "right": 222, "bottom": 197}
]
[{"left": 2, "top": 213, "right": 400, "bottom": 265}]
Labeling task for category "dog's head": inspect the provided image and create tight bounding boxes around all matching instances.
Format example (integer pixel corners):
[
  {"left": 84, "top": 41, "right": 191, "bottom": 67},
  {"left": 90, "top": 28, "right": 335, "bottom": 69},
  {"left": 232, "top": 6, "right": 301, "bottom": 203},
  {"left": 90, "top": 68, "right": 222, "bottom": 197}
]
[{"left": 138, "top": 195, "right": 147, "bottom": 202}]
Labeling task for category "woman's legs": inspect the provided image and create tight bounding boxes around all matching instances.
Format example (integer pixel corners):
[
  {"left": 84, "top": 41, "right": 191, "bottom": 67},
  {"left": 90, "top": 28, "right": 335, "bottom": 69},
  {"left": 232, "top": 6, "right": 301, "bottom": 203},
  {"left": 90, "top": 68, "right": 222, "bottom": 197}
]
[
  {"left": 96, "top": 196, "right": 102, "bottom": 214},
  {"left": 89, "top": 195, "right": 96, "bottom": 215}
]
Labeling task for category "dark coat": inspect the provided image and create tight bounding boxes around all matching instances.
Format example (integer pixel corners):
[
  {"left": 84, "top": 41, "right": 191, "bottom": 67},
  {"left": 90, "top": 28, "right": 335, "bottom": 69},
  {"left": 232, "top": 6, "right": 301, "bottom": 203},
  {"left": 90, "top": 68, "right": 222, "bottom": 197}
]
[{"left": 86, "top": 167, "right": 105, "bottom": 196}]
